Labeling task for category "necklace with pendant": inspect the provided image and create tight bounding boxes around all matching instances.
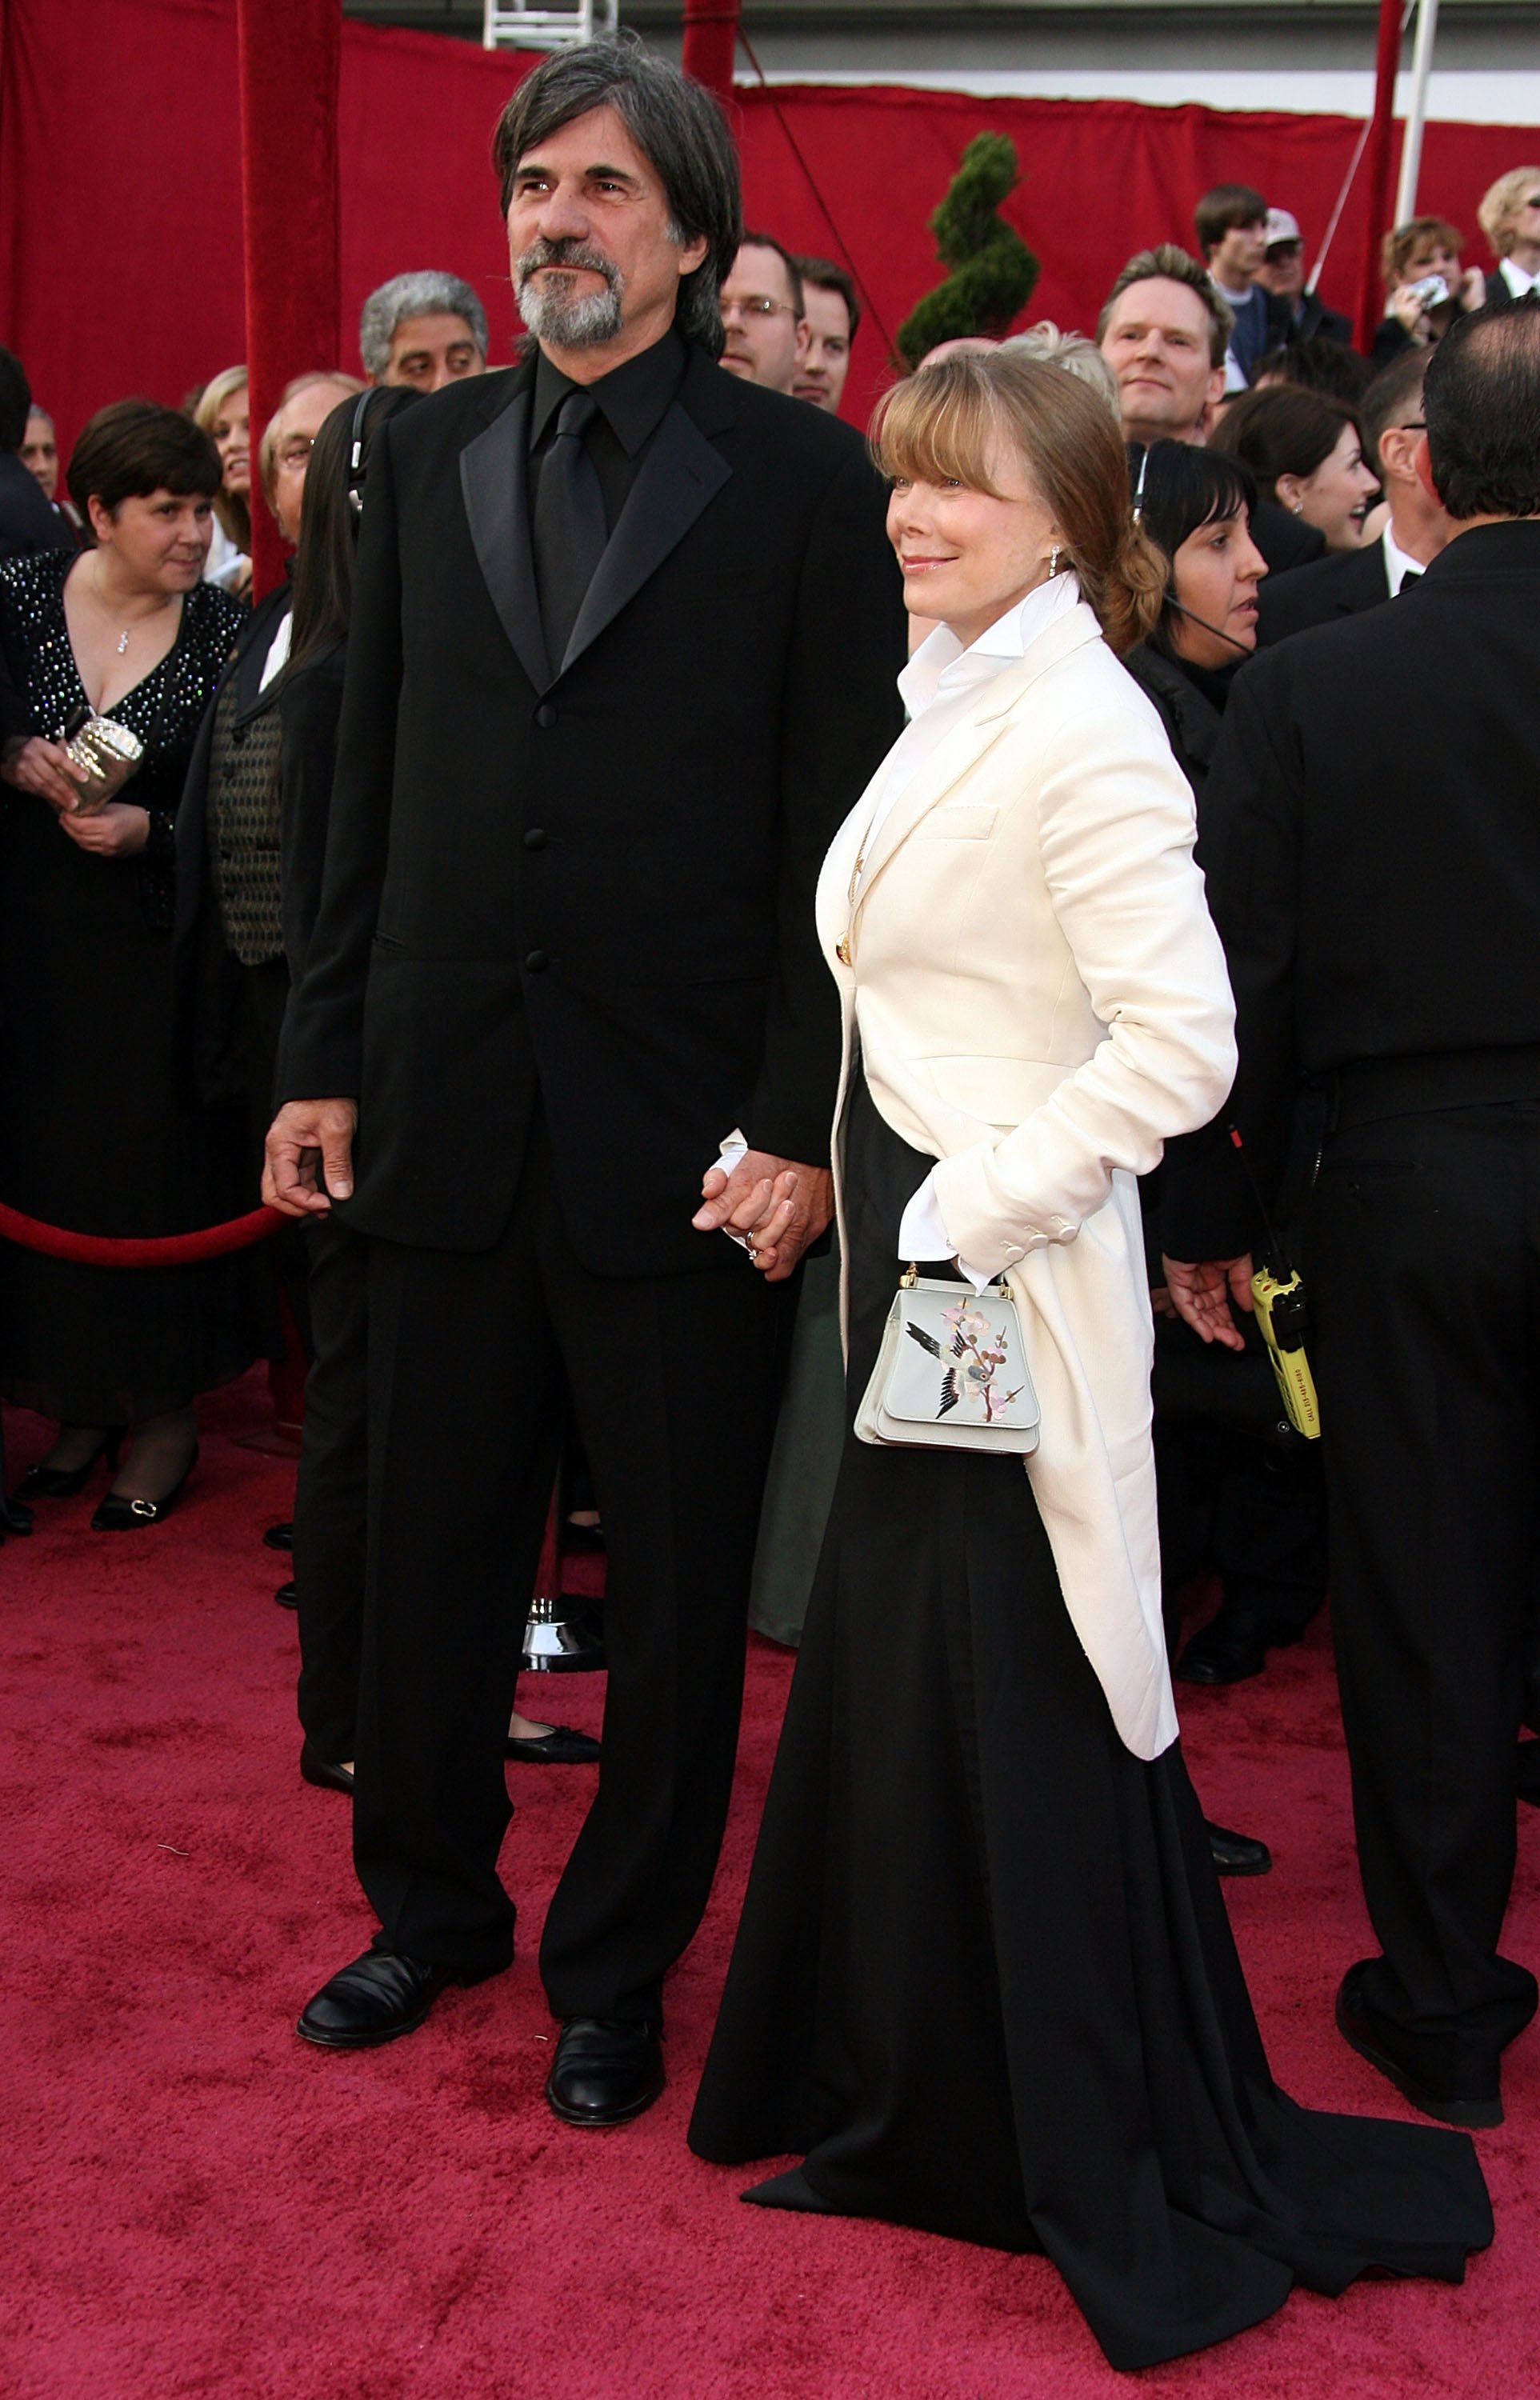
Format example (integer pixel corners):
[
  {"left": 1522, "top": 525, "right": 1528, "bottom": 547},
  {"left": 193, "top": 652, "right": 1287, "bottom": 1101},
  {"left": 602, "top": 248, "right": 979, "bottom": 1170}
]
[{"left": 93, "top": 560, "right": 170, "bottom": 654}]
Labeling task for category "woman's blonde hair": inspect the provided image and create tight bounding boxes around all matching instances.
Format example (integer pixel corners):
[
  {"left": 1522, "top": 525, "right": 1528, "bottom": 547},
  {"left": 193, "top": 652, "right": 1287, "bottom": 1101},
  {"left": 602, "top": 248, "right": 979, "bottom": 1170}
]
[
  {"left": 1478, "top": 166, "right": 1540, "bottom": 262},
  {"left": 193, "top": 364, "right": 251, "bottom": 555},
  {"left": 870, "top": 349, "right": 1165, "bottom": 655}
]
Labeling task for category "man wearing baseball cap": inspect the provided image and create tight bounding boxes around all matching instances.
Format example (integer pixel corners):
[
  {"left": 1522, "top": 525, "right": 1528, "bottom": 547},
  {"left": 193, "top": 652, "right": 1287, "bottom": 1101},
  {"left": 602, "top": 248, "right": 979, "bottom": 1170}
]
[{"left": 1255, "top": 207, "right": 1354, "bottom": 346}]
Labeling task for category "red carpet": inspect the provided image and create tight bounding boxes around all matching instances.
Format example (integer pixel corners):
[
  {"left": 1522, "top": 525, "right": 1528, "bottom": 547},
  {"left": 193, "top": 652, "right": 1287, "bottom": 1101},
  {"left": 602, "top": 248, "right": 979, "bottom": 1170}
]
[{"left": 4, "top": 1370, "right": 1538, "bottom": 2399}]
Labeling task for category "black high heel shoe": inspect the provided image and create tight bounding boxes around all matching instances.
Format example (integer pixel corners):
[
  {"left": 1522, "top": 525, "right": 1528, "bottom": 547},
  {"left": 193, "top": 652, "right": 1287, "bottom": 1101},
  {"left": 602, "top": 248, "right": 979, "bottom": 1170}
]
[
  {"left": 90, "top": 1446, "right": 198, "bottom": 1532},
  {"left": 15, "top": 1431, "right": 122, "bottom": 1502}
]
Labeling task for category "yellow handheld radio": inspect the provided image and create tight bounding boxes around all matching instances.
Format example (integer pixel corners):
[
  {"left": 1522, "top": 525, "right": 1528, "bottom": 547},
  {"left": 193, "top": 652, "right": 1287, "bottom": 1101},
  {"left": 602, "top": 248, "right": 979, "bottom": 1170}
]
[{"left": 1228, "top": 1128, "right": 1322, "bottom": 1442}]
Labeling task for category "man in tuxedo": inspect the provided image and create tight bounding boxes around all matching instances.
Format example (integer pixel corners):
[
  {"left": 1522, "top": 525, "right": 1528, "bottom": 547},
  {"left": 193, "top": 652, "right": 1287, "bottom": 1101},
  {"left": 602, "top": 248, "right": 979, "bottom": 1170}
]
[
  {"left": 1162, "top": 298, "right": 1540, "bottom": 2131},
  {"left": 1257, "top": 350, "right": 1453, "bottom": 640},
  {"left": 263, "top": 39, "right": 905, "bottom": 2122},
  {"left": 1097, "top": 246, "right": 1325, "bottom": 575}
]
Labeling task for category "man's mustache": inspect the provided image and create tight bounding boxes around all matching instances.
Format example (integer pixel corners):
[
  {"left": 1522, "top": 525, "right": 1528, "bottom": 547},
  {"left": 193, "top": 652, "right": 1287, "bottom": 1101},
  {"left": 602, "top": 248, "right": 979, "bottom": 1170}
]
[{"left": 516, "top": 238, "right": 620, "bottom": 288}]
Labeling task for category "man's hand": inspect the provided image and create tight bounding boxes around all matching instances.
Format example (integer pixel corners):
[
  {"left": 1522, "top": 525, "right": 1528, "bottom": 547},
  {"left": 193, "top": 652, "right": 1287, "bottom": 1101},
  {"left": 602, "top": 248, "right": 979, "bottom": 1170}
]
[
  {"left": 693, "top": 1150, "right": 833, "bottom": 1283},
  {"left": 263, "top": 1098, "right": 358, "bottom": 1218},
  {"left": 1162, "top": 1253, "right": 1254, "bottom": 1353}
]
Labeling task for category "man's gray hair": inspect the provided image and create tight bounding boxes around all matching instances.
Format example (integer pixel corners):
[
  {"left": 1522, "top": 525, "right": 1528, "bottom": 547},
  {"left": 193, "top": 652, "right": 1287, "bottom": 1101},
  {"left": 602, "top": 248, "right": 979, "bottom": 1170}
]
[
  {"left": 1097, "top": 244, "right": 1234, "bottom": 370},
  {"left": 359, "top": 271, "right": 490, "bottom": 378},
  {"left": 492, "top": 34, "right": 742, "bottom": 359},
  {"left": 1002, "top": 322, "right": 1121, "bottom": 422}
]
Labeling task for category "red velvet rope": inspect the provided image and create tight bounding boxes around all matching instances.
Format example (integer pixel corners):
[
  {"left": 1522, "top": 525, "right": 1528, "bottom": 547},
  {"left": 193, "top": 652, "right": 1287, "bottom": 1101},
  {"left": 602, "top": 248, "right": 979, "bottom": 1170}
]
[{"left": 0, "top": 1200, "right": 284, "bottom": 1268}]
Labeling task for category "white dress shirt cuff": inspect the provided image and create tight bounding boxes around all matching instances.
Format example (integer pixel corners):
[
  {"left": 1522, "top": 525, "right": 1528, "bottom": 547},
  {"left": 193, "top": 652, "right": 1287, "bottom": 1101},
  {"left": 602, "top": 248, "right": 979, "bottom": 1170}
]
[
  {"left": 709, "top": 1129, "right": 752, "bottom": 1250},
  {"left": 898, "top": 1173, "right": 997, "bottom": 1293}
]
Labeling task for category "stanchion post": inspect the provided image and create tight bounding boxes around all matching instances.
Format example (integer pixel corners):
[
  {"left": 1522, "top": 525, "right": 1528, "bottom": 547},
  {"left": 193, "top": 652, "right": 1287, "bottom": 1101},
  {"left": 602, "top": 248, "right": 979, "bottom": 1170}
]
[{"left": 236, "top": 0, "right": 342, "bottom": 598}]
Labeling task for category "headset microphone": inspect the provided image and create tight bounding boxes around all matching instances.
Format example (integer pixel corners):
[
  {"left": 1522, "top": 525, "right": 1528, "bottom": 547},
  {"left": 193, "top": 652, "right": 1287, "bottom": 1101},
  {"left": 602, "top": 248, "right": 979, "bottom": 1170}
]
[{"left": 1166, "top": 597, "right": 1255, "bottom": 656}]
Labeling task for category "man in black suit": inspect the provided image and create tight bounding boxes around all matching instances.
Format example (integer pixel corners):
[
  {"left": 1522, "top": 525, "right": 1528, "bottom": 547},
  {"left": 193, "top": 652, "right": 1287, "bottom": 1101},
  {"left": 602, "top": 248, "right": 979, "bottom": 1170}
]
[
  {"left": 0, "top": 349, "right": 71, "bottom": 561},
  {"left": 1257, "top": 349, "right": 1453, "bottom": 641},
  {"left": 1162, "top": 298, "right": 1540, "bottom": 2132},
  {"left": 263, "top": 40, "right": 905, "bottom": 2121}
]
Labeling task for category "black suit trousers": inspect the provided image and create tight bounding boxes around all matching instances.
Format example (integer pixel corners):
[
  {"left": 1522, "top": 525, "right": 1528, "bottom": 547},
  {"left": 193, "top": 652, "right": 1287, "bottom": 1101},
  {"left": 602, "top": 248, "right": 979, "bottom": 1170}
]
[
  {"left": 294, "top": 1212, "right": 369, "bottom": 1763},
  {"left": 1307, "top": 1102, "right": 1540, "bottom": 2070},
  {"left": 351, "top": 1111, "right": 790, "bottom": 2016}
]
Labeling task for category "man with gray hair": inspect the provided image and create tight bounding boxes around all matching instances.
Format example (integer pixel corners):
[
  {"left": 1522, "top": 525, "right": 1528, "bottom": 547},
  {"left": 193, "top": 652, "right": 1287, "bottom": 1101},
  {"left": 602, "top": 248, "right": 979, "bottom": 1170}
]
[
  {"left": 358, "top": 269, "right": 490, "bottom": 390},
  {"left": 266, "top": 35, "right": 903, "bottom": 2122}
]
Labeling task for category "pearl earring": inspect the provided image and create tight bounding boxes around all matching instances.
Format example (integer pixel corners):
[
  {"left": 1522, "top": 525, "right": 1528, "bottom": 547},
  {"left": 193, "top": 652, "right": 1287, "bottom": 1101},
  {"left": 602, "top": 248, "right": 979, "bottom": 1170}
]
[
  {"left": 1290, "top": 498, "right": 1304, "bottom": 516},
  {"left": 1049, "top": 543, "right": 1061, "bottom": 576}
]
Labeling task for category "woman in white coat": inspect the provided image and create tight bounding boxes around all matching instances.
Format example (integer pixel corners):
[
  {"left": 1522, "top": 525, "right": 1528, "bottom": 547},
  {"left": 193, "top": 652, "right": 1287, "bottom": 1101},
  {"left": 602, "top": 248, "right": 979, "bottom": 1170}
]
[{"left": 689, "top": 351, "right": 1489, "bottom": 2371}]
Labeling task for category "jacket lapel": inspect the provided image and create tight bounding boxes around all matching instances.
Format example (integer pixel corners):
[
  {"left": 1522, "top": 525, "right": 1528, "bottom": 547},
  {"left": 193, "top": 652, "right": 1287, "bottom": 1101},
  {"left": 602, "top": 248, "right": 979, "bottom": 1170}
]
[
  {"left": 851, "top": 606, "right": 1100, "bottom": 920},
  {"left": 559, "top": 396, "right": 731, "bottom": 677},
  {"left": 458, "top": 370, "right": 550, "bottom": 694}
]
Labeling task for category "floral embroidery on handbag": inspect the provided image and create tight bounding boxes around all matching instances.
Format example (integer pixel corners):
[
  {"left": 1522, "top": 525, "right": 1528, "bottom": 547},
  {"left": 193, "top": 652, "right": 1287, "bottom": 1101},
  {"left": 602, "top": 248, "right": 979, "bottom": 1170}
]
[{"left": 906, "top": 1301, "right": 1028, "bottom": 1424}]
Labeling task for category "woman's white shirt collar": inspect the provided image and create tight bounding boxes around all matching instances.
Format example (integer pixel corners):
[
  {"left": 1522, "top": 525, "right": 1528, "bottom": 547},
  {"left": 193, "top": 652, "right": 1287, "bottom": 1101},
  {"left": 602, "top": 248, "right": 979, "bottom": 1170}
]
[{"left": 898, "top": 570, "right": 1082, "bottom": 722}]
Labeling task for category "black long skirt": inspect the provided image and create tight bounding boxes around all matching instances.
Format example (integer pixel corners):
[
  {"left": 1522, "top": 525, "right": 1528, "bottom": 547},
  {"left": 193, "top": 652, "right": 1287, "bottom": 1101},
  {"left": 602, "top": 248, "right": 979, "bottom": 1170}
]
[{"left": 688, "top": 1074, "right": 1491, "bottom": 2374}]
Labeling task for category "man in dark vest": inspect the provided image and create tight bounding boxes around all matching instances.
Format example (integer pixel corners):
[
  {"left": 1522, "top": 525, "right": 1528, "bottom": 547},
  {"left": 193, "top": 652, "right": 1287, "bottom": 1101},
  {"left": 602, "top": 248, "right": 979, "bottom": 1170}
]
[{"left": 263, "top": 39, "right": 906, "bottom": 2122}]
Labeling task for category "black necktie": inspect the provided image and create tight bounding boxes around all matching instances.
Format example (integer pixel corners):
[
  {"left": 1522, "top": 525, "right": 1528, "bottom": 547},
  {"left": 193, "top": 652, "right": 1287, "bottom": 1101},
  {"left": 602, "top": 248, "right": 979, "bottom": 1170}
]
[{"left": 531, "top": 391, "right": 607, "bottom": 674}]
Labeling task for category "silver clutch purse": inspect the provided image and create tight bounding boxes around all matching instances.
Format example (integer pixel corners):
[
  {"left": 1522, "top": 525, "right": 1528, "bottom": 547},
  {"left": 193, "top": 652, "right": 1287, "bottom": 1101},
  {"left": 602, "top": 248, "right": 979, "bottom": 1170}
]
[
  {"left": 854, "top": 1265, "right": 1041, "bottom": 1454},
  {"left": 59, "top": 703, "right": 144, "bottom": 804}
]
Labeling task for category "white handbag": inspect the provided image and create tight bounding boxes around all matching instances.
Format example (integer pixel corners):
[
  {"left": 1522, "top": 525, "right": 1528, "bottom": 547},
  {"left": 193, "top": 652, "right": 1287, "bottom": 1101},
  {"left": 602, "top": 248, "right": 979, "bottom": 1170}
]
[{"left": 854, "top": 1265, "right": 1041, "bottom": 1454}]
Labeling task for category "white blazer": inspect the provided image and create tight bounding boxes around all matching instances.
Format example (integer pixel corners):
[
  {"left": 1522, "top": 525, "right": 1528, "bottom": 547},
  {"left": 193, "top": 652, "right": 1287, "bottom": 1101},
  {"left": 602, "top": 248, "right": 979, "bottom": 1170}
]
[{"left": 814, "top": 601, "right": 1237, "bottom": 1760}]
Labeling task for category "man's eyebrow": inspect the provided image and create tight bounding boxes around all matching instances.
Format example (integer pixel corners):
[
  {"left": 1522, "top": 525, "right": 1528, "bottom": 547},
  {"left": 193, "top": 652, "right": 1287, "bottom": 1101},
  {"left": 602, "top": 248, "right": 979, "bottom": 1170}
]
[{"left": 515, "top": 158, "right": 642, "bottom": 186}]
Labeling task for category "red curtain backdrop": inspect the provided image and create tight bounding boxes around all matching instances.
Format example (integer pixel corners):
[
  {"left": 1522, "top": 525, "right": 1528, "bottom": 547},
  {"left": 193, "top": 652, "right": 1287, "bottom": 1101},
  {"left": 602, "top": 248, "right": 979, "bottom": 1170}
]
[{"left": 1, "top": 0, "right": 1532, "bottom": 458}]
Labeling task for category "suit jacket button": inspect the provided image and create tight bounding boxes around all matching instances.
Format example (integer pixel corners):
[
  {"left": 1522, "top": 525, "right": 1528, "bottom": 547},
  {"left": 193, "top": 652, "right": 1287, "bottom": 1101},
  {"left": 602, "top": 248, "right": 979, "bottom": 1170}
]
[
  {"left": 534, "top": 702, "right": 558, "bottom": 729},
  {"left": 525, "top": 949, "right": 550, "bottom": 973},
  {"left": 523, "top": 827, "right": 547, "bottom": 850}
]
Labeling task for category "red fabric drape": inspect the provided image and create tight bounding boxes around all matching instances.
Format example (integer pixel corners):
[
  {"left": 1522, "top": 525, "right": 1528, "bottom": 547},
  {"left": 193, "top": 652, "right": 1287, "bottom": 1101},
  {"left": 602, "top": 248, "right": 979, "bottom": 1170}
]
[
  {"left": 1357, "top": 0, "right": 1407, "bottom": 348},
  {"left": 682, "top": 0, "right": 739, "bottom": 104},
  {"left": 0, "top": 0, "right": 1531, "bottom": 450},
  {"left": 237, "top": 0, "right": 340, "bottom": 596}
]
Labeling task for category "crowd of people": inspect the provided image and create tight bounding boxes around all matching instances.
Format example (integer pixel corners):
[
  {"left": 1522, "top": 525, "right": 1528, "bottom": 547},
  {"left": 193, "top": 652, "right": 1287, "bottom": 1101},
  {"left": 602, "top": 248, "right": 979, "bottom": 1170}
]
[{"left": 2, "top": 32, "right": 1538, "bottom": 2373}]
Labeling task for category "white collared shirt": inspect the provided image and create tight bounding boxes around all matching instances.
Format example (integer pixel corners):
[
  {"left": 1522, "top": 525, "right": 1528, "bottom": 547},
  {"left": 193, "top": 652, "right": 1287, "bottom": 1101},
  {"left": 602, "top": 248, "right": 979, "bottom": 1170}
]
[
  {"left": 878, "top": 576, "right": 1084, "bottom": 1282},
  {"left": 859, "top": 570, "right": 1082, "bottom": 885},
  {"left": 1382, "top": 525, "right": 1424, "bottom": 598},
  {"left": 1499, "top": 257, "right": 1538, "bottom": 301},
  {"left": 259, "top": 609, "right": 294, "bottom": 692}
]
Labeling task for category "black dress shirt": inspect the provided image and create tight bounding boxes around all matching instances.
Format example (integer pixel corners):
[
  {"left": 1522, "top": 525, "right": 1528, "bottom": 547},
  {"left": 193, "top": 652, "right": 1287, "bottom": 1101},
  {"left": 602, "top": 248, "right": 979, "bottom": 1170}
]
[{"left": 528, "top": 327, "right": 687, "bottom": 534}]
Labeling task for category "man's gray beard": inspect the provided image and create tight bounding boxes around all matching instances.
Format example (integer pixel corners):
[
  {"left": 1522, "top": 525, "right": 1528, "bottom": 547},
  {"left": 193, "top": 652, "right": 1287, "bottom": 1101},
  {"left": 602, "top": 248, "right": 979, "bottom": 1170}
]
[{"left": 518, "top": 273, "right": 625, "bottom": 349}]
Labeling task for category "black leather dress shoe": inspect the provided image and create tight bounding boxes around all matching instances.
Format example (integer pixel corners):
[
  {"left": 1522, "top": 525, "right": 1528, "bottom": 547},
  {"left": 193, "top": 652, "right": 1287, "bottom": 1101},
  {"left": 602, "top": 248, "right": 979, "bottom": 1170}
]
[
  {"left": 297, "top": 1945, "right": 492, "bottom": 2049},
  {"left": 90, "top": 1450, "right": 198, "bottom": 1532},
  {"left": 264, "top": 1520, "right": 294, "bottom": 1551},
  {"left": 1335, "top": 1960, "right": 1502, "bottom": 2129},
  {"left": 300, "top": 1742, "right": 354, "bottom": 1795},
  {"left": 1176, "top": 1609, "right": 1269, "bottom": 1685},
  {"left": 274, "top": 1579, "right": 299, "bottom": 1610},
  {"left": 506, "top": 1725, "right": 602, "bottom": 1765},
  {"left": 546, "top": 2017, "right": 664, "bottom": 2126},
  {"left": 1206, "top": 1819, "right": 1272, "bottom": 1875},
  {"left": 17, "top": 1431, "right": 121, "bottom": 1501}
]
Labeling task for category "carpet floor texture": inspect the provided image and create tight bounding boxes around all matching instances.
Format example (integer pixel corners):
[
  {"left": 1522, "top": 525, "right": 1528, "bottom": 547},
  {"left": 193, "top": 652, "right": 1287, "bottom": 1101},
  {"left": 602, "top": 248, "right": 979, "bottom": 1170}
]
[{"left": 3, "top": 1370, "right": 1538, "bottom": 2400}]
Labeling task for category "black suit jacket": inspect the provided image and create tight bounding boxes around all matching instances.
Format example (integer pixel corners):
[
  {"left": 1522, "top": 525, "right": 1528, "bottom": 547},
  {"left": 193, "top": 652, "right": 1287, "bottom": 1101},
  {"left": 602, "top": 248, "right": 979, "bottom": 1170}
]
[
  {"left": 0, "top": 450, "right": 73, "bottom": 563},
  {"left": 1162, "top": 521, "right": 1540, "bottom": 1256},
  {"left": 1293, "top": 290, "right": 1354, "bottom": 346},
  {"left": 278, "top": 341, "right": 907, "bottom": 1270},
  {"left": 1255, "top": 539, "right": 1390, "bottom": 642},
  {"left": 278, "top": 637, "right": 347, "bottom": 990}
]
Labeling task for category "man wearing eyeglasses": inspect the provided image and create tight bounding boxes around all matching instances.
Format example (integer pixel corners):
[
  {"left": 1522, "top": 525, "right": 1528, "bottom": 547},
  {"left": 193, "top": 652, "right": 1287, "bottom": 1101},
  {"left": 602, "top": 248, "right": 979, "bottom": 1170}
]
[
  {"left": 1478, "top": 168, "right": 1540, "bottom": 306},
  {"left": 1258, "top": 350, "right": 1453, "bottom": 641},
  {"left": 718, "top": 231, "right": 810, "bottom": 394}
]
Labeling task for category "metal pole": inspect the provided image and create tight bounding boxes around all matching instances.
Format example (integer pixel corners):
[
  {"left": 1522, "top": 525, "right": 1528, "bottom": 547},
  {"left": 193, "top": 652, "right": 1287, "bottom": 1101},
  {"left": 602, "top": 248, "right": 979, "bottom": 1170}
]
[{"left": 1394, "top": 0, "right": 1439, "bottom": 223}]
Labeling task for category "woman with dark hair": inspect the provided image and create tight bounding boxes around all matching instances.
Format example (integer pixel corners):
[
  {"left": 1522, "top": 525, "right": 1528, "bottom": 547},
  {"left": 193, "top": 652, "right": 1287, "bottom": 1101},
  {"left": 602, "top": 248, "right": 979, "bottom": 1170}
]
[
  {"left": 1124, "top": 441, "right": 1330, "bottom": 1692},
  {"left": 0, "top": 399, "right": 268, "bottom": 1522},
  {"left": 690, "top": 354, "right": 1489, "bottom": 2371},
  {"left": 1210, "top": 384, "right": 1377, "bottom": 551}
]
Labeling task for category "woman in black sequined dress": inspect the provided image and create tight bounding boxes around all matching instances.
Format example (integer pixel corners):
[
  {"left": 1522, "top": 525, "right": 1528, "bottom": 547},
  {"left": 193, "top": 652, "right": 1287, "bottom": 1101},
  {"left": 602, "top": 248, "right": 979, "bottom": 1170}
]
[{"left": 0, "top": 402, "right": 273, "bottom": 1524}]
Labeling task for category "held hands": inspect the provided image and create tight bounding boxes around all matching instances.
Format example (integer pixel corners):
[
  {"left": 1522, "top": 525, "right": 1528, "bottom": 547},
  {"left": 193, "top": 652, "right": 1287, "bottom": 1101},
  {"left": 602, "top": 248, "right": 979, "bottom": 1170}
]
[
  {"left": 693, "top": 1150, "right": 834, "bottom": 1282},
  {"left": 263, "top": 1098, "right": 358, "bottom": 1218},
  {"left": 1161, "top": 1253, "right": 1255, "bottom": 1353}
]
